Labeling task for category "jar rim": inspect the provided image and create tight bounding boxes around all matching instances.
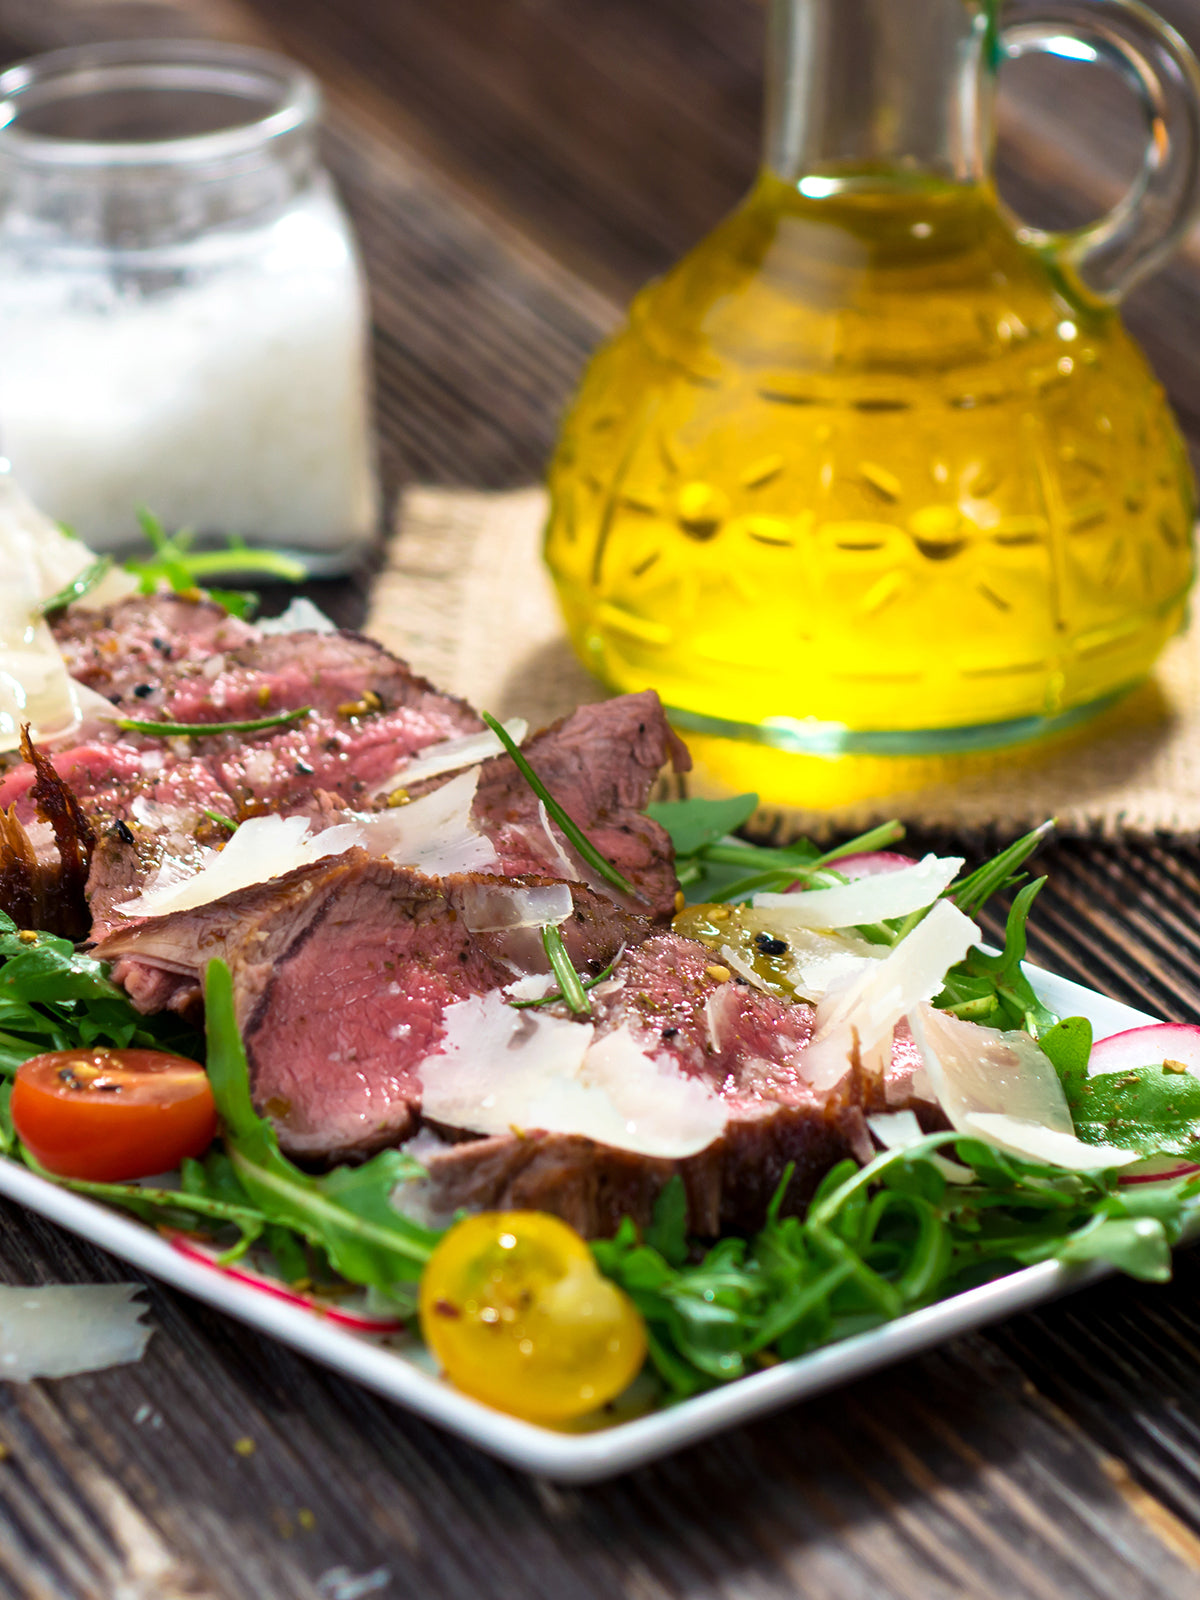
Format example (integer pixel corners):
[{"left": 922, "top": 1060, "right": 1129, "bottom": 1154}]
[{"left": 0, "top": 39, "right": 320, "bottom": 169}]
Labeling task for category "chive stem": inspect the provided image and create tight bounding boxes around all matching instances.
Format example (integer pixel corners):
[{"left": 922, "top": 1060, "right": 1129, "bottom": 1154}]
[
  {"left": 37, "top": 556, "right": 114, "bottom": 617},
  {"left": 509, "top": 945, "right": 624, "bottom": 1010},
  {"left": 540, "top": 925, "right": 591, "bottom": 1015},
  {"left": 201, "top": 808, "right": 239, "bottom": 833},
  {"left": 113, "top": 706, "right": 312, "bottom": 737},
  {"left": 481, "top": 711, "right": 637, "bottom": 898}
]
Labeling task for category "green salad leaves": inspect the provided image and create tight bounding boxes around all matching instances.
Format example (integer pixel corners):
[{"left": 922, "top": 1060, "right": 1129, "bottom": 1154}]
[{"left": 594, "top": 1140, "right": 1198, "bottom": 1398}]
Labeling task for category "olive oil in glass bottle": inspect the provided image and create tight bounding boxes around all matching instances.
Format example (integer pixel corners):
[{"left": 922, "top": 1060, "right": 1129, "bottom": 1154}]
[{"left": 545, "top": 0, "right": 1200, "bottom": 806}]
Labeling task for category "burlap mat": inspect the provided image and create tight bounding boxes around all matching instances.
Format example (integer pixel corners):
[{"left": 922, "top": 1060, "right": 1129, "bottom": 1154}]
[{"left": 366, "top": 486, "right": 1200, "bottom": 838}]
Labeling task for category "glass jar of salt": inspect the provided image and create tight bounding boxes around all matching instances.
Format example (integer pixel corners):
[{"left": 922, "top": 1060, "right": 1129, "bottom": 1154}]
[{"left": 0, "top": 40, "right": 378, "bottom": 571}]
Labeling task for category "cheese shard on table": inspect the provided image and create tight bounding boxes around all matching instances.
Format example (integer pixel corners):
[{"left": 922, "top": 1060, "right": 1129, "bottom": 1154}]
[{"left": 0, "top": 1283, "right": 153, "bottom": 1380}]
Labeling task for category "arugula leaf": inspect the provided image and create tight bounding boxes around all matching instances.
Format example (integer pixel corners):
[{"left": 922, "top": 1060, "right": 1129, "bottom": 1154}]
[
  {"left": 594, "top": 1135, "right": 1190, "bottom": 1398},
  {"left": 0, "top": 912, "right": 203, "bottom": 1071},
  {"left": 203, "top": 960, "right": 441, "bottom": 1291},
  {"left": 22, "top": 1152, "right": 270, "bottom": 1256},
  {"left": 123, "top": 508, "right": 306, "bottom": 613},
  {"left": 0, "top": 1079, "right": 13, "bottom": 1155},
  {"left": 645, "top": 794, "right": 760, "bottom": 857},
  {"left": 934, "top": 878, "right": 1057, "bottom": 1034},
  {"left": 1037, "top": 1016, "right": 1093, "bottom": 1097},
  {"left": 1067, "top": 1065, "right": 1200, "bottom": 1159},
  {"left": 666, "top": 811, "right": 907, "bottom": 908},
  {"left": 949, "top": 821, "right": 1053, "bottom": 919}
]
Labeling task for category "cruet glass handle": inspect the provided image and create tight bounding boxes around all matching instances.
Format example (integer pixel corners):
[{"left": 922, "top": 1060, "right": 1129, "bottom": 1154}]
[{"left": 1000, "top": 0, "right": 1200, "bottom": 301}]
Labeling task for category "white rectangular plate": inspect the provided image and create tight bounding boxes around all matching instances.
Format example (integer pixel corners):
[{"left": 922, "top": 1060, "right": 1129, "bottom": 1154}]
[{"left": 0, "top": 966, "right": 1164, "bottom": 1483}]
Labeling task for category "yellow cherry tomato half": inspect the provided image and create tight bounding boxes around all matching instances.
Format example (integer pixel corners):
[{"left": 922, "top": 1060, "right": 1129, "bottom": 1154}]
[{"left": 418, "top": 1211, "right": 647, "bottom": 1422}]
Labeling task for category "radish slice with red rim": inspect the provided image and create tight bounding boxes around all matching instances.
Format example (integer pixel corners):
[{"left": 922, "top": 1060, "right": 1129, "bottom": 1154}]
[
  {"left": 1088, "top": 1023, "right": 1200, "bottom": 1183},
  {"left": 1089, "top": 1022, "right": 1200, "bottom": 1078},
  {"left": 169, "top": 1236, "right": 408, "bottom": 1333},
  {"left": 814, "top": 851, "right": 919, "bottom": 883}
]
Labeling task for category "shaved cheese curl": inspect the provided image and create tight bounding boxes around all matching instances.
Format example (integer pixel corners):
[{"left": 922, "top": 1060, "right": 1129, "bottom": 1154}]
[
  {"left": 907, "top": 1004, "right": 1139, "bottom": 1170},
  {"left": 798, "top": 899, "right": 979, "bottom": 1091},
  {"left": 753, "top": 853, "right": 963, "bottom": 930}
]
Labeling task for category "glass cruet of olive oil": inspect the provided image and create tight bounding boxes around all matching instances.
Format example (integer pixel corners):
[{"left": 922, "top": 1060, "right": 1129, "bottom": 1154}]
[{"left": 545, "top": 0, "right": 1200, "bottom": 807}]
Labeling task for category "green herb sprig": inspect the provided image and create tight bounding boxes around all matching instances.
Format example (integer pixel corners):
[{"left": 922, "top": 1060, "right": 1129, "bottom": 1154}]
[
  {"left": 508, "top": 948, "right": 623, "bottom": 1010},
  {"left": 481, "top": 711, "right": 637, "bottom": 898},
  {"left": 113, "top": 706, "right": 312, "bottom": 738},
  {"left": 124, "top": 508, "right": 307, "bottom": 618},
  {"left": 37, "top": 557, "right": 114, "bottom": 618},
  {"left": 539, "top": 925, "right": 591, "bottom": 1015}
]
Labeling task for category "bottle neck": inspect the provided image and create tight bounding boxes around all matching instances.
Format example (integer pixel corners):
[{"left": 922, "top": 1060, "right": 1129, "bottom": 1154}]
[{"left": 765, "top": 0, "right": 996, "bottom": 191}]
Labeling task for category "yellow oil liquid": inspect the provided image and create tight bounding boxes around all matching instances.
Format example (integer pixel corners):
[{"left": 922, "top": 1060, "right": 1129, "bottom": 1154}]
[{"left": 545, "top": 174, "right": 1195, "bottom": 804}]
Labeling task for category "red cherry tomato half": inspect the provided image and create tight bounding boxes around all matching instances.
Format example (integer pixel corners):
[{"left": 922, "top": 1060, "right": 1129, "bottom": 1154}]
[{"left": 11, "top": 1048, "right": 218, "bottom": 1181}]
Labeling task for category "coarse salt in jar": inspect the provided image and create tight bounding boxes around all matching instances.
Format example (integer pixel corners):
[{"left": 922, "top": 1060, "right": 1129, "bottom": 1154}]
[{"left": 0, "top": 39, "right": 378, "bottom": 571}]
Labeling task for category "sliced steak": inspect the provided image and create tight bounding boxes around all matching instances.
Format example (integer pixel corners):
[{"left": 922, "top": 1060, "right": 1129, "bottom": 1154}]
[
  {"left": 51, "top": 594, "right": 257, "bottom": 702},
  {"left": 95, "top": 856, "right": 647, "bottom": 1161},
  {"left": 471, "top": 693, "right": 690, "bottom": 921},
  {"left": 404, "top": 933, "right": 937, "bottom": 1237}
]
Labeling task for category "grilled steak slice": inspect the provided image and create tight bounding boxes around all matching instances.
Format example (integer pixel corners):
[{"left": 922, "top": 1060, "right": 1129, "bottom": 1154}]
[
  {"left": 77, "top": 691, "right": 686, "bottom": 936},
  {"left": 402, "top": 933, "right": 936, "bottom": 1237},
  {"left": 50, "top": 593, "right": 257, "bottom": 703},
  {"left": 472, "top": 693, "right": 690, "bottom": 921},
  {"left": 95, "top": 857, "right": 647, "bottom": 1161}
]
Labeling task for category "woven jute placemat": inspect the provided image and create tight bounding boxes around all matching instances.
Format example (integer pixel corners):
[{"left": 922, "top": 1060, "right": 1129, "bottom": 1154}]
[{"left": 366, "top": 485, "right": 1200, "bottom": 838}]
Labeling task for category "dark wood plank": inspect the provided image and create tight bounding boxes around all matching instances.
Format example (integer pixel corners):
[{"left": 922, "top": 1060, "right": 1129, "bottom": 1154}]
[{"left": 6, "top": 1203, "right": 1200, "bottom": 1600}]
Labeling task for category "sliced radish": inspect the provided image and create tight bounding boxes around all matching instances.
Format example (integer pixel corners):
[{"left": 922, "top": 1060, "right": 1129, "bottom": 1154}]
[
  {"left": 1087, "top": 1023, "right": 1200, "bottom": 1184},
  {"left": 1118, "top": 1158, "right": 1200, "bottom": 1186},
  {"left": 1088, "top": 1022, "right": 1200, "bottom": 1077},
  {"left": 815, "top": 851, "right": 919, "bottom": 882},
  {"left": 169, "top": 1236, "right": 408, "bottom": 1334}
]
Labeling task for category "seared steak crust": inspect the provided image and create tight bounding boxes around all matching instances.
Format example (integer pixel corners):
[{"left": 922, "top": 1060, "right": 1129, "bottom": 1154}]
[{"left": 412, "top": 1090, "right": 875, "bottom": 1239}]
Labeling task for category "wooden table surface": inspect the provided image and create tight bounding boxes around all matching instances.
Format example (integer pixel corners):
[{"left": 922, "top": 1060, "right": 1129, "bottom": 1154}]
[{"left": 6, "top": 1, "right": 1200, "bottom": 1596}]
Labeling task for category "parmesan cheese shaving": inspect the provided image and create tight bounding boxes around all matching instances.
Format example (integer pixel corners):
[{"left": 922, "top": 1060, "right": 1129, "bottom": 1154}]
[
  {"left": 752, "top": 853, "right": 963, "bottom": 930},
  {"left": 0, "top": 1283, "right": 153, "bottom": 1380},
  {"left": 0, "top": 472, "right": 136, "bottom": 752},
  {"left": 958, "top": 1113, "right": 1139, "bottom": 1170},
  {"left": 458, "top": 880, "right": 573, "bottom": 932},
  {"left": 257, "top": 597, "right": 337, "bottom": 635},
  {"left": 421, "top": 992, "right": 726, "bottom": 1158},
  {"left": 799, "top": 900, "right": 979, "bottom": 1090},
  {"left": 372, "top": 718, "right": 528, "bottom": 794},
  {"left": 865, "top": 1109, "right": 975, "bottom": 1182},
  {"left": 906, "top": 1003, "right": 1140, "bottom": 1170},
  {"left": 117, "top": 769, "right": 498, "bottom": 918}
]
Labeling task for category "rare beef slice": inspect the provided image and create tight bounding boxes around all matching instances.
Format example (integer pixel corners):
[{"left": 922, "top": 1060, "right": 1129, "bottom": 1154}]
[{"left": 95, "top": 854, "right": 648, "bottom": 1161}]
